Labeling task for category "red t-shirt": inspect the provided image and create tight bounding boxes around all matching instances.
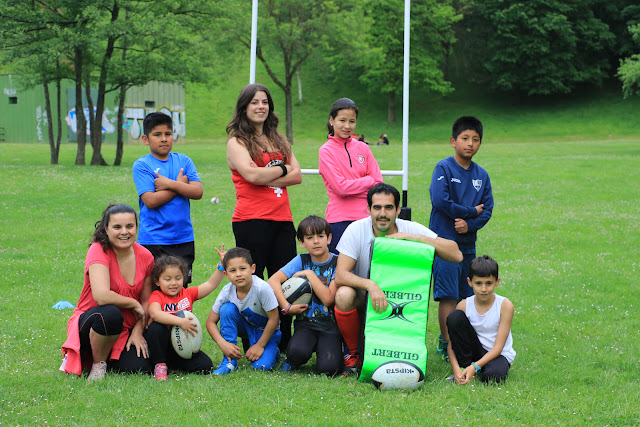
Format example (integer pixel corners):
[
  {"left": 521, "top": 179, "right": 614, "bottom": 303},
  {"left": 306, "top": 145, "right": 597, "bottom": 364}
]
[
  {"left": 149, "top": 286, "right": 199, "bottom": 314},
  {"left": 231, "top": 150, "right": 293, "bottom": 222},
  {"left": 76, "top": 242, "right": 154, "bottom": 330}
]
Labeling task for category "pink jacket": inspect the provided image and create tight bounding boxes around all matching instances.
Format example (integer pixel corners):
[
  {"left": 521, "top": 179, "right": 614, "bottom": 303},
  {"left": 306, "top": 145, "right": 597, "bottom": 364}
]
[{"left": 319, "top": 135, "right": 383, "bottom": 223}]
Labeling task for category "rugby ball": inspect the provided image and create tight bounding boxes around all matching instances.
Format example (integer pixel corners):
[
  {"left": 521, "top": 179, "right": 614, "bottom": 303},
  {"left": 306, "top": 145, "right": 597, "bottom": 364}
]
[
  {"left": 371, "top": 361, "right": 425, "bottom": 391},
  {"left": 281, "top": 276, "right": 312, "bottom": 305},
  {"left": 170, "top": 310, "right": 203, "bottom": 359}
]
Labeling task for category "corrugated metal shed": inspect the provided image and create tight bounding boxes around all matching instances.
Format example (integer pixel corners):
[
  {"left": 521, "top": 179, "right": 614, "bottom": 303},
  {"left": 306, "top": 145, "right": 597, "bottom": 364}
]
[{"left": 0, "top": 75, "right": 185, "bottom": 143}]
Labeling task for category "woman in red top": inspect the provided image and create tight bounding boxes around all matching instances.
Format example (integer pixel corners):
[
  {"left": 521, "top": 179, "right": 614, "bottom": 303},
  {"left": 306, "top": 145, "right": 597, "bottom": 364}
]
[
  {"left": 60, "top": 204, "right": 154, "bottom": 380},
  {"left": 226, "top": 83, "right": 302, "bottom": 351}
]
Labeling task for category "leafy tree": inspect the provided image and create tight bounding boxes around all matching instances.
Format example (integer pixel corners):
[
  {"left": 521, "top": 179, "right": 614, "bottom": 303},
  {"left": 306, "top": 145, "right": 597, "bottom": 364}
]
[
  {"left": 0, "top": 0, "right": 69, "bottom": 164},
  {"left": 618, "top": 24, "right": 640, "bottom": 97},
  {"left": 353, "top": 0, "right": 460, "bottom": 122},
  {"left": 460, "top": 0, "right": 615, "bottom": 95},
  {"left": 228, "top": 0, "right": 360, "bottom": 143},
  {"left": 1, "top": 0, "right": 220, "bottom": 165}
]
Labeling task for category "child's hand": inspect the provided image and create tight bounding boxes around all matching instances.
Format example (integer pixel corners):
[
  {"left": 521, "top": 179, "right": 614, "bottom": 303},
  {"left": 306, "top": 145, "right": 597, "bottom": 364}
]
[
  {"left": 178, "top": 316, "right": 199, "bottom": 337},
  {"left": 220, "top": 341, "right": 243, "bottom": 360},
  {"left": 215, "top": 244, "right": 226, "bottom": 264},
  {"left": 292, "top": 270, "right": 314, "bottom": 280},
  {"left": 287, "top": 304, "right": 308, "bottom": 315},
  {"left": 154, "top": 171, "right": 174, "bottom": 191},
  {"left": 475, "top": 204, "right": 484, "bottom": 215},
  {"left": 245, "top": 344, "right": 264, "bottom": 361},
  {"left": 454, "top": 218, "right": 468, "bottom": 234},
  {"left": 176, "top": 168, "right": 188, "bottom": 183},
  {"left": 456, "top": 366, "right": 476, "bottom": 385}
]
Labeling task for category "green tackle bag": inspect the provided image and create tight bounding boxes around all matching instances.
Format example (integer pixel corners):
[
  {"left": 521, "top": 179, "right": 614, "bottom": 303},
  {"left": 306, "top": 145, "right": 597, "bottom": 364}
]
[{"left": 358, "top": 237, "right": 435, "bottom": 387}]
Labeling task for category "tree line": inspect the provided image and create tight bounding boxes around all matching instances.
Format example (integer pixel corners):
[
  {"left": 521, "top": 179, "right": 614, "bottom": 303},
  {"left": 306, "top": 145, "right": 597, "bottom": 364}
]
[{"left": 1, "top": 0, "right": 639, "bottom": 165}]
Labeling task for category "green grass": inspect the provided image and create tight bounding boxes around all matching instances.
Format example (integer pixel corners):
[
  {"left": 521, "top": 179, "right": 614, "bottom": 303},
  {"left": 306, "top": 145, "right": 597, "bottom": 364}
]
[{"left": 1, "top": 135, "right": 639, "bottom": 425}]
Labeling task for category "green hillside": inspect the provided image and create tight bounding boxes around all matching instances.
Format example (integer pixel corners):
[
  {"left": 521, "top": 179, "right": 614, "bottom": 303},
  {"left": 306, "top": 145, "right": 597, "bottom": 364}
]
[{"left": 186, "top": 60, "right": 640, "bottom": 145}]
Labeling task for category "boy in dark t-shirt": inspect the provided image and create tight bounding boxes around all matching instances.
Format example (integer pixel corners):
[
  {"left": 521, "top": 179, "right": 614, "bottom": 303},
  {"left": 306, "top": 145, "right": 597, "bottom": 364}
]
[{"left": 268, "top": 215, "right": 342, "bottom": 376}]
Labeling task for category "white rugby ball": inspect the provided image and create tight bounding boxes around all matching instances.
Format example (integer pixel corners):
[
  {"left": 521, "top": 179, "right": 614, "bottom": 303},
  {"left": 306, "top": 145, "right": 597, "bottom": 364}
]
[
  {"left": 171, "top": 310, "right": 203, "bottom": 359},
  {"left": 371, "top": 361, "right": 425, "bottom": 391},
  {"left": 281, "top": 276, "right": 312, "bottom": 305}
]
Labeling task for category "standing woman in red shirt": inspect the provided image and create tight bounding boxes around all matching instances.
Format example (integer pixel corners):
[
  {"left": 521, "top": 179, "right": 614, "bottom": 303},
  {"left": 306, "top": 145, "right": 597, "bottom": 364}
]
[{"left": 226, "top": 83, "right": 302, "bottom": 350}]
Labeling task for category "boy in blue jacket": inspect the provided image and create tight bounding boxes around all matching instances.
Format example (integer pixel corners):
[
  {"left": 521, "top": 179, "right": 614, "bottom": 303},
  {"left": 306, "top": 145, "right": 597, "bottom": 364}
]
[{"left": 429, "top": 116, "right": 493, "bottom": 361}]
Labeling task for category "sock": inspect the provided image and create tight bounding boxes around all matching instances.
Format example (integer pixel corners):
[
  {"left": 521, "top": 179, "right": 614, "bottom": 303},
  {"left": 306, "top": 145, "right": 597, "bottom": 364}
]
[{"left": 335, "top": 307, "right": 360, "bottom": 355}]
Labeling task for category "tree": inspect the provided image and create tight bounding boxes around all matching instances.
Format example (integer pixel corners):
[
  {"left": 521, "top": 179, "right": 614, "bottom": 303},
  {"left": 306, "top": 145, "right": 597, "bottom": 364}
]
[
  {"left": 618, "top": 24, "right": 640, "bottom": 97},
  {"left": 230, "top": 0, "right": 359, "bottom": 143},
  {"left": 354, "top": 0, "right": 461, "bottom": 122},
  {"left": 1, "top": 0, "right": 221, "bottom": 165},
  {"left": 0, "top": 0, "right": 69, "bottom": 164},
  {"left": 460, "top": 0, "right": 615, "bottom": 95}
]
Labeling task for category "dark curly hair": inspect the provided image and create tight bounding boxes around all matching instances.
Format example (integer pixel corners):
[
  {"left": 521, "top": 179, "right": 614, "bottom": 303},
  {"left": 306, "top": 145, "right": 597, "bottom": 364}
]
[
  {"left": 92, "top": 204, "right": 138, "bottom": 251},
  {"left": 151, "top": 255, "right": 187, "bottom": 291}
]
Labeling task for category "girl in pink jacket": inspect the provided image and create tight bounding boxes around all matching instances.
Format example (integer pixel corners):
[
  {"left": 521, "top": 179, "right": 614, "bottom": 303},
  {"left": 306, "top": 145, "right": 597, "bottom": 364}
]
[{"left": 319, "top": 98, "right": 383, "bottom": 253}]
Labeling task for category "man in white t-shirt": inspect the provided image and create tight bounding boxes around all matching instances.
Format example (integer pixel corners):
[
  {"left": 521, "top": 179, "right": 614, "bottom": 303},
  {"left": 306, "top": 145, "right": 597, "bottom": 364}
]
[{"left": 335, "top": 183, "right": 463, "bottom": 374}]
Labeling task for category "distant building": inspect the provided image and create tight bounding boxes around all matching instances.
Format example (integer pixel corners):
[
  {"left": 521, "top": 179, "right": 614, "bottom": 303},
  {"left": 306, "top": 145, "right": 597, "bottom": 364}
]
[{"left": 0, "top": 74, "right": 185, "bottom": 143}]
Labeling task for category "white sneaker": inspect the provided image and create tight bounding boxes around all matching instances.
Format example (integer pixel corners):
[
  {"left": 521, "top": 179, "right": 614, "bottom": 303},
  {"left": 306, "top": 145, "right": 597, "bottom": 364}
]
[{"left": 87, "top": 361, "right": 107, "bottom": 381}]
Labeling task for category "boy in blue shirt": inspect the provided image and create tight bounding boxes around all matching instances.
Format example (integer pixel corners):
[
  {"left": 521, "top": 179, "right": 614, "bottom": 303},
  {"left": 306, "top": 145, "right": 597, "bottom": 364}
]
[
  {"left": 429, "top": 116, "right": 494, "bottom": 361},
  {"left": 132, "top": 112, "right": 203, "bottom": 285},
  {"left": 267, "top": 215, "right": 341, "bottom": 376},
  {"left": 206, "top": 247, "right": 281, "bottom": 375}
]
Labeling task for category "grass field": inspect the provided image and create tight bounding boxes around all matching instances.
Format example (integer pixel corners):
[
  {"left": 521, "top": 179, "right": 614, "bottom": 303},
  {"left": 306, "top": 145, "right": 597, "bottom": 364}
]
[{"left": 1, "top": 134, "right": 639, "bottom": 425}]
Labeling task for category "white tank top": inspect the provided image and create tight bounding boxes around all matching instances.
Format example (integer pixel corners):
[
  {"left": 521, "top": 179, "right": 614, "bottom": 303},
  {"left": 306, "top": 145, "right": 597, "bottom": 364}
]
[{"left": 466, "top": 294, "right": 516, "bottom": 364}]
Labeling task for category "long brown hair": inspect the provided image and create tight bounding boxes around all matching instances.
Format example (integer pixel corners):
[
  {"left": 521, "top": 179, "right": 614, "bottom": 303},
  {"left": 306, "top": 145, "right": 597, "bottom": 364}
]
[{"left": 225, "top": 83, "right": 292, "bottom": 162}]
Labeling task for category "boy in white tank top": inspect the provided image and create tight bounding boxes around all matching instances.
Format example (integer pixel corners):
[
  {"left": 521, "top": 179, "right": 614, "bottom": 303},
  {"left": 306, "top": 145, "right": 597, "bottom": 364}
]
[{"left": 446, "top": 255, "right": 515, "bottom": 384}]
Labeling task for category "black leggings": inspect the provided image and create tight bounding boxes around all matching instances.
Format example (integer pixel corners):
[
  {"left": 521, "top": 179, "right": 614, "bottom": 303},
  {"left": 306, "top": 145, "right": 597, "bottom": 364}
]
[
  {"left": 144, "top": 321, "right": 213, "bottom": 373},
  {"left": 286, "top": 325, "right": 343, "bottom": 376},
  {"left": 78, "top": 304, "right": 152, "bottom": 374},
  {"left": 447, "top": 309, "right": 510, "bottom": 383}
]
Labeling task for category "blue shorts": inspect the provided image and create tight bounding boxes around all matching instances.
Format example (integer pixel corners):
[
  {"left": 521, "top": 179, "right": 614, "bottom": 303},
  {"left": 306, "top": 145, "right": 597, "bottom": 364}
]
[{"left": 432, "top": 253, "right": 475, "bottom": 301}]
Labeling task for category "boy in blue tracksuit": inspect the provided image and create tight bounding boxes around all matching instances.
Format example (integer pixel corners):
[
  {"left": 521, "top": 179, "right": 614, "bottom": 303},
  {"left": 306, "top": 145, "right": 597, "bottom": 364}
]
[{"left": 429, "top": 116, "right": 494, "bottom": 361}]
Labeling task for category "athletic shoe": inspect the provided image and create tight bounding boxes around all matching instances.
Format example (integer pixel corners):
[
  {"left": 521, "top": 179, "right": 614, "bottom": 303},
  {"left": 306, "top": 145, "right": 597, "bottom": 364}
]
[
  {"left": 212, "top": 358, "right": 238, "bottom": 375},
  {"left": 436, "top": 334, "right": 449, "bottom": 363},
  {"left": 154, "top": 363, "right": 168, "bottom": 380},
  {"left": 341, "top": 353, "right": 359, "bottom": 376},
  {"left": 87, "top": 361, "right": 107, "bottom": 381},
  {"left": 280, "top": 359, "right": 294, "bottom": 372}
]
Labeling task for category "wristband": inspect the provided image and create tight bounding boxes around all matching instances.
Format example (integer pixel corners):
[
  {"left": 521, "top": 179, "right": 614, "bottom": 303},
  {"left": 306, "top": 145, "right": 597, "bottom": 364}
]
[
  {"left": 217, "top": 262, "right": 225, "bottom": 272},
  {"left": 279, "top": 164, "right": 288, "bottom": 177},
  {"left": 471, "top": 362, "right": 481, "bottom": 373},
  {"left": 281, "top": 304, "right": 292, "bottom": 314}
]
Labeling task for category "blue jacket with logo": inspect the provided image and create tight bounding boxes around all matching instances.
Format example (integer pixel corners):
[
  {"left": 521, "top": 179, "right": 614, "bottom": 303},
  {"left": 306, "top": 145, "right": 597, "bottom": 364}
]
[{"left": 429, "top": 156, "right": 493, "bottom": 254}]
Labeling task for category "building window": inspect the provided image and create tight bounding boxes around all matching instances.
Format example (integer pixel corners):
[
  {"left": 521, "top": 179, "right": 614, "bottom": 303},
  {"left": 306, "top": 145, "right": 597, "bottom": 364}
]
[
  {"left": 145, "top": 101, "right": 155, "bottom": 108},
  {"left": 9, "top": 97, "right": 18, "bottom": 104}
]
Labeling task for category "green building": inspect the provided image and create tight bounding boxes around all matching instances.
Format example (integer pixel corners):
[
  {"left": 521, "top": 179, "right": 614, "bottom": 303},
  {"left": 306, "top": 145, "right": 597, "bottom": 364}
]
[{"left": 0, "top": 74, "right": 185, "bottom": 143}]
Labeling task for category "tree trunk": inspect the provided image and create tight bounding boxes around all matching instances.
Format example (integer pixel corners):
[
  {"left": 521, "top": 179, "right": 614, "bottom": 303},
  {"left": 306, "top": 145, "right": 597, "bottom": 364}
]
[
  {"left": 114, "top": 23, "right": 128, "bottom": 167},
  {"left": 114, "top": 85, "right": 127, "bottom": 166},
  {"left": 86, "top": 77, "right": 108, "bottom": 166},
  {"left": 91, "top": 2, "right": 119, "bottom": 166},
  {"left": 387, "top": 91, "right": 396, "bottom": 123},
  {"left": 55, "top": 78, "right": 62, "bottom": 159},
  {"left": 284, "top": 84, "right": 293, "bottom": 144},
  {"left": 43, "top": 80, "right": 57, "bottom": 164},
  {"left": 74, "top": 48, "right": 86, "bottom": 165}
]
